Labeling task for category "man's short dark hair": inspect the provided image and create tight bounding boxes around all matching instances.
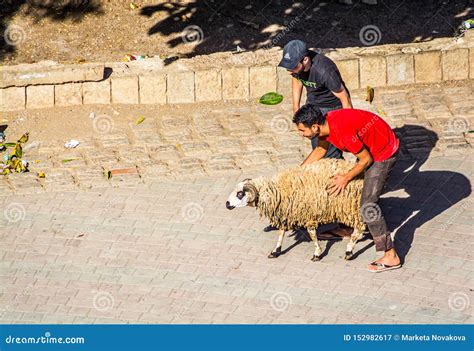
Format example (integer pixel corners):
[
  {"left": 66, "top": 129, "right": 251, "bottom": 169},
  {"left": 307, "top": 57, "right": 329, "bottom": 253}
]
[{"left": 292, "top": 104, "right": 326, "bottom": 127}]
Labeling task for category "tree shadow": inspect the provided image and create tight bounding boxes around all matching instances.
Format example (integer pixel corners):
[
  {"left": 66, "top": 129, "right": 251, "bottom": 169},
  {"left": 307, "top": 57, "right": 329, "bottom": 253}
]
[
  {"left": 381, "top": 125, "right": 472, "bottom": 264},
  {"left": 0, "top": 0, "right": 103, "bottom": 62},
  {"left": 140, "top": 0, "right": 473, "bottom": 63},
  {"left": 2, "top": 1, "right": 472, "bottom": 65}
]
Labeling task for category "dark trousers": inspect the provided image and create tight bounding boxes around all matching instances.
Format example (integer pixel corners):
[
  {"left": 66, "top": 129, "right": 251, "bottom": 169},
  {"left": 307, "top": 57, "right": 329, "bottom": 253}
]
[
  {"left": 360, "top": 151, "right": 398, "bottom": 252},
  {"left": 310, "top": 105, "right": 343, "bottom": 159}
]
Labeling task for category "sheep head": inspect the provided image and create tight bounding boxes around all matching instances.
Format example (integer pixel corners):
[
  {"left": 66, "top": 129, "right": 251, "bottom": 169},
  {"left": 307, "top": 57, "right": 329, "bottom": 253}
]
[{"left": 226, "top": 179, "right": 259, "bottom": 210}]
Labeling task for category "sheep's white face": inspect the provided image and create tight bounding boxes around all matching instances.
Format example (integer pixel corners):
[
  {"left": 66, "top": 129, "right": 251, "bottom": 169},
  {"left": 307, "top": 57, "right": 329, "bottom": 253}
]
[{"left": 226, "top": 181, "right": 251, "bottom": 210}]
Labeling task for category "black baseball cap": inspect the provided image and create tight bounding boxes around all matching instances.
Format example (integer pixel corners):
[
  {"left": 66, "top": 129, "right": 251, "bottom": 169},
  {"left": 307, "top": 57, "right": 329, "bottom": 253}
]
[{"left": 278, "top": 40, "right": 308, "bottom": 70}]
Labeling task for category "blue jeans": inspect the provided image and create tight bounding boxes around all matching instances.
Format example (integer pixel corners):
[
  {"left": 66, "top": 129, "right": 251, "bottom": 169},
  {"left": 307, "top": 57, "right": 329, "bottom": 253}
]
[{"left": 310, "top": 105, "right": 343, "bottom": 159}]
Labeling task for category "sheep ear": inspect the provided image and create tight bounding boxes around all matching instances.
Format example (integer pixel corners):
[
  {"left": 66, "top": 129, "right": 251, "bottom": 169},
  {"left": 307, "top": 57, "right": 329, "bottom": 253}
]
[{"left": 243, "top": 182, "right": 258, "bottom": 204}]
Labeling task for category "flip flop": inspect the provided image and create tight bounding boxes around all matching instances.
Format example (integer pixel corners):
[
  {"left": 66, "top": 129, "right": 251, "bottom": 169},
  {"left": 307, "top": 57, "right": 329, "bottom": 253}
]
[{"left": 368, "top": 261, "right": 401, "bottom": 273}]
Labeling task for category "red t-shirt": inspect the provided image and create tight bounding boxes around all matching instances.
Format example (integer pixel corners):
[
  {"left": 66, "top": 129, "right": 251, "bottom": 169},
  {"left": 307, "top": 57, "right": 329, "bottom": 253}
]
[{"left": 320, "top": 109, "right": 399, "bottom": 161}]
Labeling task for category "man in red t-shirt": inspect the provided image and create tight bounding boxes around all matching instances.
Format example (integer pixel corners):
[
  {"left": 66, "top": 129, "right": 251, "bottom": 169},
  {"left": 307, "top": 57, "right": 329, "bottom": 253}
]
[{"left": 293, "top": 104, "right": 401, "bottom": 273}]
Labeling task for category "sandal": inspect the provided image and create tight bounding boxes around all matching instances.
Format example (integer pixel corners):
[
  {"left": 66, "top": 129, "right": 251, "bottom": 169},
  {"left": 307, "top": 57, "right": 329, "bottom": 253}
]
[{"left": 368, "top": 261, "right": 401, "bottom": 273}]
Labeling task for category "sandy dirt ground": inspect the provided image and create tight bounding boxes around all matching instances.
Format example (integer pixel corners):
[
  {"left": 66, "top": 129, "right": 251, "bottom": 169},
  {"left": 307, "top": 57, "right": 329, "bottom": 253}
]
[{"left": 1, "top": 0, "right": 472, "bottom": 67}]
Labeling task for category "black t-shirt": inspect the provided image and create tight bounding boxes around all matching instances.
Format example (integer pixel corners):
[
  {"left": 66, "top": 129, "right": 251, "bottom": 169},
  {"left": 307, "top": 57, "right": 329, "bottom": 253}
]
[{"left": 292, "top": 51, "right": 346, "bottom": 108}]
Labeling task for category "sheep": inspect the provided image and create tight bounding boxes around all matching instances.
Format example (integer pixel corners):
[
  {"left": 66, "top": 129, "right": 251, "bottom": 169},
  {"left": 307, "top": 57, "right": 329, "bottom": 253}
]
[{"left": 225, "top": 158, "right": 366, "bottom": 261}]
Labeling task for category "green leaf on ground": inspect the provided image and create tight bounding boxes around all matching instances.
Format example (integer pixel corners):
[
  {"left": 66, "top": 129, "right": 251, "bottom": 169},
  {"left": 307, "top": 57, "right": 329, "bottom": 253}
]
[{"left": 259, "top": 92, "right": 283, "bottom": 105}]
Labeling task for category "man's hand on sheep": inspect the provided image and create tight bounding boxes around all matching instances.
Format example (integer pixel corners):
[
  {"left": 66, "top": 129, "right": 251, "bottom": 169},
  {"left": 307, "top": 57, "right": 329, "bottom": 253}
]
[
  {"left": 328, "top": 148, "right": 374, "bottom": 196},
  {"left": 328, "top": 174, "right": 349, "bottom": 196}
]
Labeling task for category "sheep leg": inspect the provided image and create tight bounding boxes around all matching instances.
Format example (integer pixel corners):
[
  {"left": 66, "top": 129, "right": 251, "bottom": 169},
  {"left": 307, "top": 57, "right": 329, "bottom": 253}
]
[
  {"left": 268, "top": 229, "right": 285, "bottom": 258},
  {"left": 344, "top": 228, "right": 363, "bottom": 260},
  {"left": 308, "top": 228, "right": 322, "bottom": 262}
]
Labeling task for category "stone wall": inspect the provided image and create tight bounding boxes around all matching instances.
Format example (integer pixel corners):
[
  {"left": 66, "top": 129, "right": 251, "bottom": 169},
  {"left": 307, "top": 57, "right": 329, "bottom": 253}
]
[{"left": 1, "top": 39, "right": 473, "bottom": 111}]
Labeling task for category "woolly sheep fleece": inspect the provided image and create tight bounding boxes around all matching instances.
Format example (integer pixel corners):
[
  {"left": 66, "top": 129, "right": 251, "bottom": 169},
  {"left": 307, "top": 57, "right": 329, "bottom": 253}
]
[{"left": 251, "top": 158, "right": 365, "bottom": 232}]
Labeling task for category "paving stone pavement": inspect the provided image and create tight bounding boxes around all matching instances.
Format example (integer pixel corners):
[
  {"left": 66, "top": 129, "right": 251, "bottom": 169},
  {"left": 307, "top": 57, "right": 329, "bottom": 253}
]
[
  {"left": 0, "top": 81, "right": 472, "bottom": 195},
  {"left": 1, "top": 154, "right": 473, "bottom": 324},
  {"left": 0, "top": 82, "right": 473, "bottom": 324}
]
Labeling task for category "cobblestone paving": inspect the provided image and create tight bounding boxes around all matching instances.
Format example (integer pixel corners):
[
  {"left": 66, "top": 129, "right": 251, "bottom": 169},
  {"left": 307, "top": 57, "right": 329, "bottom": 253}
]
[
  {"left": 0, "top": 82, "right": 473, "bottom": 324},
  {"left": 0, "top": 81, "right": 472, "bottom": 195}
]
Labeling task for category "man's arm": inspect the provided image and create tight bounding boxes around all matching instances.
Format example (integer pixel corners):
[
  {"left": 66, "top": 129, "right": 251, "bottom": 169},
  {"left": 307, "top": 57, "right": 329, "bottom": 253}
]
[
  {"left": 328, "top": 147, "right": 373, "bottom": 195},
  {"left": 332, "top": 85, "right": 353, "bottom": 109},
  {"left": 292, "top": 77, "right": 303, "bottom": 114},
  {"left": 301, "top": 139, "right": 329, "bottom": 165},
  {"left": 343, "top": 147, "right": 373, "bottom": 181}
]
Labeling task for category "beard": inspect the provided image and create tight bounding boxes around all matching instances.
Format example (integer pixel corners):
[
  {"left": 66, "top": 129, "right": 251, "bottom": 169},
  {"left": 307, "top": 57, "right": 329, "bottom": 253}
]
[
  {"left": 310, "top": 126, "right": 320, "bottom": 139},
  {"left": 290, "top": 64, "right": 305, "bottom": 77}
]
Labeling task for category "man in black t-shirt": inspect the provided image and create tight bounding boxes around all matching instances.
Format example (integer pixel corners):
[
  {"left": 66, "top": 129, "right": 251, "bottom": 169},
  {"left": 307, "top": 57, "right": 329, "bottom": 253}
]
[
  {"left": 278, "top": 39, "right": 353, "bottom": 159},
  {"left": 268, "top": 40, "right": 353, "bottom": 237}
]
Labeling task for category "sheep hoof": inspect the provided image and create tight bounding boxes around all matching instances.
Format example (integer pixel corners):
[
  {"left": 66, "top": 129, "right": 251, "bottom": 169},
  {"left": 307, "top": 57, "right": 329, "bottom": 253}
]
[
  {"left": 268, "top": 248, "right": 281, "bottom": 258},
  {"left": 311, "top": 255, "right": 321, "bottom": 262},
  {"left": 344, "top": 251, "right": 353, "bottom": 260}
]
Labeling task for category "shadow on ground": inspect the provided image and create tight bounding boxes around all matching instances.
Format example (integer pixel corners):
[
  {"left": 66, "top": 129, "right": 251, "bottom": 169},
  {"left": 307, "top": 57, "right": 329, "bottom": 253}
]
[
  {"left": 382, "top": 125, "right": 471, "bottom": 264},
  {"left": 140, "top": 0, "right": 473, "bottom": 60},
  {"left": 2, "top": 1, "right": 472, "bottom": 64}
]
